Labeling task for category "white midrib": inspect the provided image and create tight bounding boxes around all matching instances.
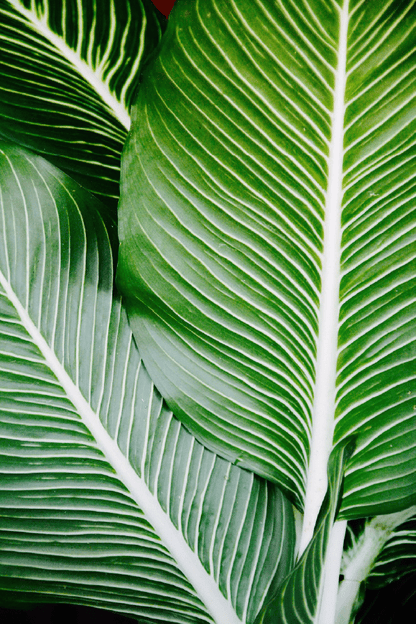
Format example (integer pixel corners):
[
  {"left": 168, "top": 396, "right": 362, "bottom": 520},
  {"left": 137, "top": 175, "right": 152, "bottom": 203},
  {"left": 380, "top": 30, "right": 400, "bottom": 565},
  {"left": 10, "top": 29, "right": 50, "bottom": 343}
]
[
  {"left": 335, "top": 506, "right": 416, "bottom": 624},
  {"left": 0, "top": 269, "right": 242, "bottom": 624},
  {"left": 298, "top": 0, "right": 349, "bottom": 557},
  {"left": 9, "top": 0, "right": 130, "bottom": 129}
]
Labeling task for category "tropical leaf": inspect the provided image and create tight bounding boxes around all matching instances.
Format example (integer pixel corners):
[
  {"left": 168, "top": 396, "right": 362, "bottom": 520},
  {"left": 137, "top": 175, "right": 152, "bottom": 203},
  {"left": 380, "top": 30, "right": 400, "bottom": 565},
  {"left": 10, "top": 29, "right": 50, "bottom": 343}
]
[
  {"left": 336, "top": 506, "right": 416, "bottom": 624},
  {"left": 255, "top": 442, "right": 354, "bottom": 624},
  {"left": 0, "top": 0, "right": 165, "bottom": 208},
  {"left": 352, "top": 513, "right": 416, "bottom": 589},
  {"left": 117, "top": 0, "right": 416, "bottom": 522},
  {"left": 0, "top": 139, "right": 295, "bottom": 624}
]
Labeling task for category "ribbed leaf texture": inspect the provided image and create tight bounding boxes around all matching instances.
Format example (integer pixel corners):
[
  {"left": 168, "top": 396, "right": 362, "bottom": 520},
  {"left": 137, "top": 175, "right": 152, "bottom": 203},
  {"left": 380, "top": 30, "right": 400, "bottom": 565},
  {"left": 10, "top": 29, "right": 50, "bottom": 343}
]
[
  {"left": 0, "top": 140, "right": 295, "bottom": 624},
  {"left": 333, "top": 0, "right": 416, "bottom": 518},
  {"left": 364, "top": 515, "right": 416, "bottom": 589},
  {"left": 255, "top": 442, "right": 354, "bottom": 624},
  {"left": 117, "top": 0, "right": 416, "bottom": 518},
  {"left": 0, "top": 0, "right": 165, "bottom": 208}
]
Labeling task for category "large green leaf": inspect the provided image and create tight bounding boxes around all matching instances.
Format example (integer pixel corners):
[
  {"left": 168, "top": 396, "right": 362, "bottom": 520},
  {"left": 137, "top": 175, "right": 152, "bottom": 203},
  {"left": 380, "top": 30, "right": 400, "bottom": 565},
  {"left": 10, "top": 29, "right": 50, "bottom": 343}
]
[
  {"left": 0, "top": 0, "right": 165, "bottom": 208},
  {"left": 0, "top": 139, "right": 295, "bottom": 624},
  {"left": 117, "top": 0, "right": 416, "bottom": 522}
]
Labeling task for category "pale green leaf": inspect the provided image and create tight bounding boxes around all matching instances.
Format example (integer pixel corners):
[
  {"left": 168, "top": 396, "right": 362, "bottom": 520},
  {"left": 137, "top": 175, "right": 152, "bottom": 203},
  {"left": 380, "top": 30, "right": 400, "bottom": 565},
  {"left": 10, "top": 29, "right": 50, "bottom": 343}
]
[
  {"left": 0, "top": 139, "right": 295, "bottom": 624},
  {"left": 337, "top": 507, "right": 416, "bottom": 623}
]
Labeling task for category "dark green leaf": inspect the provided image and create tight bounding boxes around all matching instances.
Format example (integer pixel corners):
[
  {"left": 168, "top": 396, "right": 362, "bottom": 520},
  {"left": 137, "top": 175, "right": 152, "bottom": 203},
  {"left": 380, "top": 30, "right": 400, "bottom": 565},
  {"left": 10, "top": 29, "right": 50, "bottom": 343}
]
[{"left": 0, "top": 0, "right": 165, "bottom": 209}]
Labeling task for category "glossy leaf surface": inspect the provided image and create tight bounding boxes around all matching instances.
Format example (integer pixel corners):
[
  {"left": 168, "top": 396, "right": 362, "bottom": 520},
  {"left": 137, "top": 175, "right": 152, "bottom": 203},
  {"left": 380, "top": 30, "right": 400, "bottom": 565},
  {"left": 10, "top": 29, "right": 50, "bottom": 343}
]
[
  {"left": 118, "top": 0, "right": 416, "bottom": 519},
  {"left": 0, "top": 140, "right": 295, "bottom": 624},
  {"left": 0, "top": 0, "right": 165, "bottom": 208},
  {"left": 255, "top": 442, "right": 353, "bottom": 624}
]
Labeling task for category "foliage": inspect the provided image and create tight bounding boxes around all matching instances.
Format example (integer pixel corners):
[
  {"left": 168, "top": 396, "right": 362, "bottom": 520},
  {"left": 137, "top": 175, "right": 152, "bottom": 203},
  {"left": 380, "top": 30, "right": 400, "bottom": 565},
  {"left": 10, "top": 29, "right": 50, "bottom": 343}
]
[{"left": 0, "top": 1, "right": 415, "bottom": 624}]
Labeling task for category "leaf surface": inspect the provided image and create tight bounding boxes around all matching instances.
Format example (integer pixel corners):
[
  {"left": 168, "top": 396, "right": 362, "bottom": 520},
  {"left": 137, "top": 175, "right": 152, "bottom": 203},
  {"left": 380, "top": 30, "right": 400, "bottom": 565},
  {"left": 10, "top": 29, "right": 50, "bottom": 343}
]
[
  {"left": 361, "top": 514, "right": 416, "bottom": 589},
  {"left": 0, "top": 0, "right": 164, "bottom": 208},
  {"left": 0, "top": 140, "right": 295, "bottom": 624},
  {"left": 255, "top": 442, "right": 353, "bottom": 624},
  {"left": 117, "top": 0, "right": 416, "bottom": 519}
]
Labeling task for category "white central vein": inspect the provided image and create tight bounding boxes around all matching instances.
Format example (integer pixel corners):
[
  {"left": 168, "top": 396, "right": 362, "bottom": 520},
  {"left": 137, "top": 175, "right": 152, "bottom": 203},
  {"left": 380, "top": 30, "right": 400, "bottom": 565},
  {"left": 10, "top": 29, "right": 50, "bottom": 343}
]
[
  {"left": 298, "top": 0, "right": 349, "bottom": 556},
  {"left": 8, "top": 0, "right": 130, "bottom": 129},
  {"left": 0, "top": 269, "right": 242, "bottom": 624}
]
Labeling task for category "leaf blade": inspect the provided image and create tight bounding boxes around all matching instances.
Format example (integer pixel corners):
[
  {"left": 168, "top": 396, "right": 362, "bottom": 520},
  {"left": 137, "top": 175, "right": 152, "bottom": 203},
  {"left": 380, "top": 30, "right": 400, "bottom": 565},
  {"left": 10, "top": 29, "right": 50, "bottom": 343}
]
[
  {"left": 118, "top": 0, "right": 416, "bottom": 521},
  {"left": 117, "top": 0, "right": 340, "bottom": 508},
  {"left": 334, "top": 0, "right": 416, "bottom": 519},
  {"left": 0, "top": 0, "right": 165, "bottom": 207},
  {"left": 0, "top": 139, "right": 295, "bottom": 624}
]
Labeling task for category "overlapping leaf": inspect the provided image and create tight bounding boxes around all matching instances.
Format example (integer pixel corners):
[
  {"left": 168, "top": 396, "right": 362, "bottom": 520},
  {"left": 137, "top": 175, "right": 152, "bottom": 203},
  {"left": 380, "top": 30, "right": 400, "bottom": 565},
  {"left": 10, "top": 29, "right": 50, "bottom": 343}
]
[
  {"left": 0, "top": 140, "right": 295, "bottom": 624},
  {"left": 255, "top": 442, "right": 353, "bottom": 624},
  {"left": 117, "top": 0, "right": 416, "bottom": 518},
  {"left": 336, "top": 507, "right": 416, "bottom": 624},
  {"left": 0, "top": 0, "right": 165, "bottom": 208},
  {"left": 118, "top": 0, "right": 337, "bottom": 509},
  {"left": 363, "top": 514, "right": 416, "bottom": 588},
  {"left": 333, "top": 0, "right": 416, "bottom": 518}
]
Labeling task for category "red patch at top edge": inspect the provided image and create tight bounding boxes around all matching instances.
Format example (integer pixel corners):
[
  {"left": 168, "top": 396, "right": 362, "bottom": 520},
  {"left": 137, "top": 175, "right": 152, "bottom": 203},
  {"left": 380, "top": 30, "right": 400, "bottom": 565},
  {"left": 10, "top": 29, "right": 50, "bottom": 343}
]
[{"left": 151, "top": 0, "right": 176, "bottom": 17}]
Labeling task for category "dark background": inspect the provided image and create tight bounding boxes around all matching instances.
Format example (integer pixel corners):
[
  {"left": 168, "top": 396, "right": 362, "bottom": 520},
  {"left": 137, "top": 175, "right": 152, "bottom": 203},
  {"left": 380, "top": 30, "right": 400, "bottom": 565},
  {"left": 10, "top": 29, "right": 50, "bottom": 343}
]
[{"left": 0, "top": 604, "right": 136, "bottom": 624}]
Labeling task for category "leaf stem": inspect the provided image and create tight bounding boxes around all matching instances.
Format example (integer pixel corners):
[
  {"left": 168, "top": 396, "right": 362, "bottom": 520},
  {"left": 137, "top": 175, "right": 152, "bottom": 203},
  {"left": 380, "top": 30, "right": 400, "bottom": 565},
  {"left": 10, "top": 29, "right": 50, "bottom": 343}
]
[{"left": 317, "top": 520, "right": 348, "bottom": 624}]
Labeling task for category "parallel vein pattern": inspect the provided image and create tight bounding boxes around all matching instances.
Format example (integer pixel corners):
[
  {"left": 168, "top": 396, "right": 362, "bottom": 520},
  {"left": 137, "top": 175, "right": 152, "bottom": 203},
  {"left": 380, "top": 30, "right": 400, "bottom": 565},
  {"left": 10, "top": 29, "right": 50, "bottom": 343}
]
[
  {"left": 0, "top": 141, "right": 294, "bottom": 624},
  {"left": 256, "top": 442, "right": 353, "bottom": 624},
  {"left": 118, "top": 0, "right": 342, "bottom": 508},
  {"left": 335, "top": 0, "right": 416, "bottom": 518},
  {"left": 367, "top": 515, "right": 416, "bottom": 588},
  {"left": 0, "top": 0, "right": 164, "bottom": 207},
  {"left": 118, "top": 0, "right": 416, "bottom": 522}
]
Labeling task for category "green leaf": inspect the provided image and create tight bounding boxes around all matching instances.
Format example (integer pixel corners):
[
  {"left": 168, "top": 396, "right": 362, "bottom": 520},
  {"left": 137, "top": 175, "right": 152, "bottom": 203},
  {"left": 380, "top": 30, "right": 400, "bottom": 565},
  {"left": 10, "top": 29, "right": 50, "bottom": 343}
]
[
  {"left": 0, "top": 139, "right": 295, "bottom": 624},
  {"left": 336, "top": 506, "right": 416, "bottom": 624},
  {"left": 255, "top": 441, "right": 354, "bottom": 624},
  {"left": 0, "top": 0, "right": 165, "bottom": 208},
  {"left": 117, "top": 0, "right": 416, "bottom": 522},
  {"left": 358, "top": 514, "right": 416, "bottom": 589}
]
